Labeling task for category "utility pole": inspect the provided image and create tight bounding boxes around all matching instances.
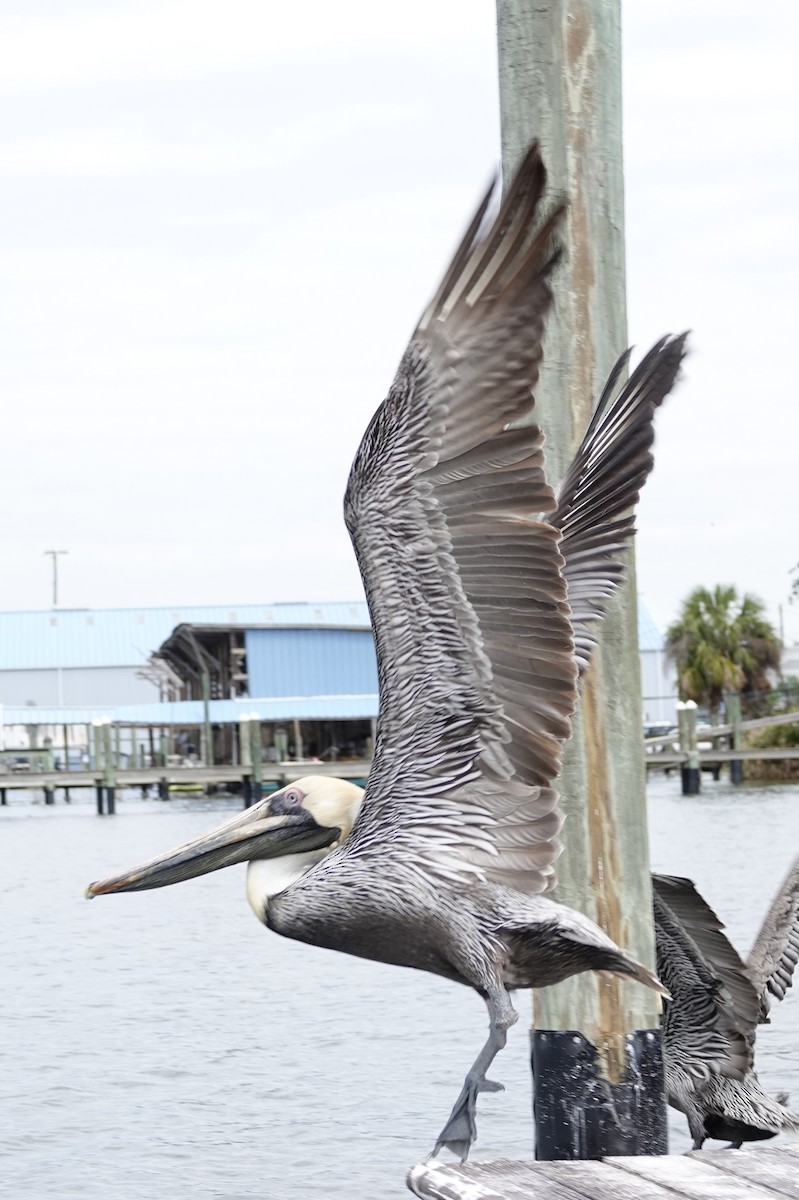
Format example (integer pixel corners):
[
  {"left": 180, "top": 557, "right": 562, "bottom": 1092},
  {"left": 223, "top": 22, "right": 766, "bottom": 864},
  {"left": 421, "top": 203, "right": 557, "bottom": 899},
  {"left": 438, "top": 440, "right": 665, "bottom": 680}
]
[
  {"left": 496, "top": 0, "right": 666, "bottom": 1159},
  {"left": 44, "top": 549, "right": 68, "bottom": 608}
]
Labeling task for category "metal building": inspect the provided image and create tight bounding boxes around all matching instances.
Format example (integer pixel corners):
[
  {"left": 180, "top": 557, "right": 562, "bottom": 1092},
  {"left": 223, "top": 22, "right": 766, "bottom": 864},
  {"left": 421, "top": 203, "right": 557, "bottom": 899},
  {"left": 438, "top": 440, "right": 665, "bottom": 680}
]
[
  {"left": 0, "top": 599, "right": 674, "bottom": 753},
  {"left": 0, "top": 601, "right": 371, "bottom": 708}
]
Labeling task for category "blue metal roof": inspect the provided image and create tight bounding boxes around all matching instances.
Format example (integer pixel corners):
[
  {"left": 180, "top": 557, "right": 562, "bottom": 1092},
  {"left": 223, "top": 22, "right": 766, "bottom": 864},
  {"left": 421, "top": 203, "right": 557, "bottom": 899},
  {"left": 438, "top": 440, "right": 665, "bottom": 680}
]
[
  {"left": 0, "top": 601, "right": 371, "bottom": 670},
  {"left": 0, "top": 694, "right": 378, "bottom": 726}
]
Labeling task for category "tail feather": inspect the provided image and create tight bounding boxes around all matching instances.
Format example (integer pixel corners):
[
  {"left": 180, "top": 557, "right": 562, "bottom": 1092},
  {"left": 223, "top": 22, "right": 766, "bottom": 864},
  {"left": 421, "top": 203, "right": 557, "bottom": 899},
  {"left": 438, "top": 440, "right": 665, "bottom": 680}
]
[{"left": 610, "top": 953, "right": 671, "bottom": 999}]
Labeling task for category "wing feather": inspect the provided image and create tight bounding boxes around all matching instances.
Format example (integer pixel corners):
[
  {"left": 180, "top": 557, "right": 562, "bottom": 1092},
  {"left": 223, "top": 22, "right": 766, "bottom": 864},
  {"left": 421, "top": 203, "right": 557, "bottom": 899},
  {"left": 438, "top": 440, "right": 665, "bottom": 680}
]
[
  {"left": 653, "top": 876, "right": 755, "bottom": 1083},
  {"left": 746, "top": 854, "right": 799, "bottom": 1021},
  {"left": 555, "top": 335, "right": 687, "bottom": 678},
  {"left": 341, "top": 143, "right": 684, "bottom": 895},
  {"left": 343, "top": 144, "right": 573, "bottom": 891}
]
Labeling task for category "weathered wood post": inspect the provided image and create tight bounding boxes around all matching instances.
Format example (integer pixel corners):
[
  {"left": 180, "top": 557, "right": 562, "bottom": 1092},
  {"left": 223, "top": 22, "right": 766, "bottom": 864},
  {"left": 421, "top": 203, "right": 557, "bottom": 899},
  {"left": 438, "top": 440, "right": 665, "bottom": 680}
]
[
  {"left": 293, "top": 718, "right": 304, "bottom": 762},
  {"left": 103, "top": 721, "right": 116, "bottom": 815},
  {"left": 92, "top": 719, "right": 105, "bottom": 815},
  {"left": 201, "top": 671, "right": 214, "bottom": 767},
  {"left": 725, "top": 691, "right": 743, "bottom": 784},
  {"left": 496, "top": 0, "right": 666, "bottom": 1159},
  {"left": 250, "top": 716, "right": 264, "bottom": 805},
  {"left": 677, "top": 700, "right": 700, "bottom": 795},
  {"left": 43, "top": 736, "right": 55, "bottom": 805},
  {"left": 239, "top": 714, "right": 253, "bottom": 807}
]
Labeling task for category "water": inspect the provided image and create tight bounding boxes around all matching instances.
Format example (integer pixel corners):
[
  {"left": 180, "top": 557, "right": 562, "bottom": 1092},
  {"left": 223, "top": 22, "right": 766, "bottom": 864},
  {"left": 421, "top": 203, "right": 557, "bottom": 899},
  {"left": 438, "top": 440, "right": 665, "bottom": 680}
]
[{"left": 2, "top": 774, "right": 798, "bottom": 1198}]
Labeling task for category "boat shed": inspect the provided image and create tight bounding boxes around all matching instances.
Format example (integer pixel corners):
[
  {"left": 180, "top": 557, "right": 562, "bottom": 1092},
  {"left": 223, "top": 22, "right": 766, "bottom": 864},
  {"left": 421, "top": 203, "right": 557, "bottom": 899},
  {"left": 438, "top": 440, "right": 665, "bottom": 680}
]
[
  {"left": 0, "top": 601, "right": 371, "bottom": 709},
  {"left": 154, "top": 620, "right": 378, "bottom": 704},
  {"left": 0, "top": 601, "right": 378, "bottom": 763},
  {"left": 151, "top": 615, "right": 379, "bottom": 761},
  {"left": 0, "top": 598, "right": 674, "bottom": 760}
]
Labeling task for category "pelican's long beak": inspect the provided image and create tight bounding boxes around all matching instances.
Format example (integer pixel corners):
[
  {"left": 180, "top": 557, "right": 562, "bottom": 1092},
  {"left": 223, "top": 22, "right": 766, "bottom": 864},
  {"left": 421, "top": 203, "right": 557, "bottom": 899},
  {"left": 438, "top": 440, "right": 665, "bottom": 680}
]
[{"left": 85, "top": 804, "right": 339, "bottom": 897}]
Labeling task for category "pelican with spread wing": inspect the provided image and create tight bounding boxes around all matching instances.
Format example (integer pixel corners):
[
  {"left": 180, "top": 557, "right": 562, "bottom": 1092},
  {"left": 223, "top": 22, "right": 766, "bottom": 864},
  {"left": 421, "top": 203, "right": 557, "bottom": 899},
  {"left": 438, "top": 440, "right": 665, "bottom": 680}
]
[
  {"left": 87, "top": 144, "right": 684, "bottom": 1159},
  {"left": 654, "top": 860, "right": 799, "bottom": 1148}
]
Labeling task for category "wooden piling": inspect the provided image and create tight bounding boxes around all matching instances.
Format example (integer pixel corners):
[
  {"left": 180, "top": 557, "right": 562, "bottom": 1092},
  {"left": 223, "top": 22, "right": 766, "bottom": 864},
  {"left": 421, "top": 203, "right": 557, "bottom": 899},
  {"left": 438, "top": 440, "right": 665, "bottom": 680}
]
[
  {"left": 678, "top": 701, "right": 700, "bottom": 795},
  {"left": 103, "top": 722, "right": 116, "bottom": 815},
  {"left": 250, "top": 718, "right": 263, "bottom": 804},
  {"left": 94, "top": 719, "right": 105, "bottom": 814},
  {"left": 725, "top": 691, "right": 743, "bottom": 784},
  {"left": 496, "top": 0, "right": 665, "bottom": 1158},
  {"left": 201, "top": 671, "right": 214, "bottom": 767}
]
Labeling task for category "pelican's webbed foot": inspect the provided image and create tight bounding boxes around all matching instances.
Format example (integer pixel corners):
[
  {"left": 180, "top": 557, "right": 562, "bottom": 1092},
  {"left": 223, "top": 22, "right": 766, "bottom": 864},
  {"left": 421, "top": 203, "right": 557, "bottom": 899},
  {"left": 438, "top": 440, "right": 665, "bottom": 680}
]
[
  {"left": 429, "top": 985, "right": 517, "bottom": 1162},
  {"left": 432, "top": 1073, "right": 504, "bottom": 1161}
]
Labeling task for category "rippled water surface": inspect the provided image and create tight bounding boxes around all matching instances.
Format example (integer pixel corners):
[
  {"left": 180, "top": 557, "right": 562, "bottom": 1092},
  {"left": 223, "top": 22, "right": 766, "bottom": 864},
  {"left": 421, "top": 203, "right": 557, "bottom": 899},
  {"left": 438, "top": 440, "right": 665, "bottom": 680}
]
[{"left": 2, "top": 773, "right": 799, "bottom": 1198}]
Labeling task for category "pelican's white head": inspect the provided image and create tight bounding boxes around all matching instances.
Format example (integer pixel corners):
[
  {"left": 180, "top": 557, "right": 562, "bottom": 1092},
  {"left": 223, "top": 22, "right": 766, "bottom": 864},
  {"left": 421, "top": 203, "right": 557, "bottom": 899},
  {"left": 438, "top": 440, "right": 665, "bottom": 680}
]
[
  {"left": 275, "top": 775, "right": 364, "bottom": 842},
  {"left": 86, "top": 775, "right": 366, "bottom": 926},
  {"left": 244, "top": 776, "right": 365, "bottom": 921}
]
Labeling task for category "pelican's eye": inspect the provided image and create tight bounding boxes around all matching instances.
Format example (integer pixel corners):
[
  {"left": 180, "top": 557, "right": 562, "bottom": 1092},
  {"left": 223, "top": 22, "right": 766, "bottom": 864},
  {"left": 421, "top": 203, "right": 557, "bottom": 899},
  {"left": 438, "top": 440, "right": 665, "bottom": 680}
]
[{"left": 270, "top": 786, "right": 305, "bottom": 816}]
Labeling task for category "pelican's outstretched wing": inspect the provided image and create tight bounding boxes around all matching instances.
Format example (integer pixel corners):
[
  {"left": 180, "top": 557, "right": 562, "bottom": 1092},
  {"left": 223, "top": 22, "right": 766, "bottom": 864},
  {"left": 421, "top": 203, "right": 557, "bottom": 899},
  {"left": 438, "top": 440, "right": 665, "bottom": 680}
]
[
  {"left": 746, "top": 854, "right": 799, "bottom": 1022},
  {"left": 653, "top": 875, "right": 756, "bottom": 1083},
  {"left": 555, "top": 335, "right": 687, "bottom": 679},
  {"left": 344, "top": 145, "right": 574, "bottom": 892}
]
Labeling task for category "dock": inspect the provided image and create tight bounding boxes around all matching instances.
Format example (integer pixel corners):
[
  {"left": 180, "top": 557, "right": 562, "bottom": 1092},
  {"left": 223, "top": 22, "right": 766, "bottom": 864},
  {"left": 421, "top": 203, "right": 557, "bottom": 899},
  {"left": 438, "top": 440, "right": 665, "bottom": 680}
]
[
  {"left": 0, "top": 758, "right": 371, "bottom": 807},
  {"left": 408, "top": 1144, "right": 799, "bottom": 1199}
]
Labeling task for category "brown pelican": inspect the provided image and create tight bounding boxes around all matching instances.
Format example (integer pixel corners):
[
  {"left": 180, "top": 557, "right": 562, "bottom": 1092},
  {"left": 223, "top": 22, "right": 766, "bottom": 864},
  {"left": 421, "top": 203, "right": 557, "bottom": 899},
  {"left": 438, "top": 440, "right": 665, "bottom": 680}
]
[
  {"left": 87, "top": 143, "right": 684, "bottom": 1160},
  {"left": 654, "top": 863, "right": 799, "bottom": 1148}
]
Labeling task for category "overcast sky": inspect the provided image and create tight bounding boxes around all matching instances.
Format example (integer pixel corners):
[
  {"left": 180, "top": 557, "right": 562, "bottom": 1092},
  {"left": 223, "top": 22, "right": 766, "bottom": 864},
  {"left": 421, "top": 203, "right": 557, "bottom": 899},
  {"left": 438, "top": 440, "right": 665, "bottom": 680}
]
[{"left": 1, "top": 2, "right": 797, "bottom": 649}]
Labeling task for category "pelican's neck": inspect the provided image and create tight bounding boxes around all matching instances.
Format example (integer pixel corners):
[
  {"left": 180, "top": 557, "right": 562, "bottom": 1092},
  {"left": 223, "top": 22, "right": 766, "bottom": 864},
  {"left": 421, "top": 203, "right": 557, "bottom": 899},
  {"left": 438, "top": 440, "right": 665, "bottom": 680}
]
[{"left": 246, "top": 849, "right": 329, "bottom": 923}]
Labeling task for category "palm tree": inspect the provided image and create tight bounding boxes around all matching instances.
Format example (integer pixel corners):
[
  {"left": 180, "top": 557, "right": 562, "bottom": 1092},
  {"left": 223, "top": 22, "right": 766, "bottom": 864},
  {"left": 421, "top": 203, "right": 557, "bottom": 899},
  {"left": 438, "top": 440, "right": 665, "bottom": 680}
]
[{"left": 666, "top": 585, "right": 781, "bottom": 721}]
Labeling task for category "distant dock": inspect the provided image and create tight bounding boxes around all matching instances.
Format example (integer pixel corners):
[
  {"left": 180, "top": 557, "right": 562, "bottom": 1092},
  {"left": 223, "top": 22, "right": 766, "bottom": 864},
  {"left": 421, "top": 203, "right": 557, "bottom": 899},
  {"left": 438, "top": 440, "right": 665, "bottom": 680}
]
[{"left": 0, "top": 758, "right": 371, "bottom": 810}]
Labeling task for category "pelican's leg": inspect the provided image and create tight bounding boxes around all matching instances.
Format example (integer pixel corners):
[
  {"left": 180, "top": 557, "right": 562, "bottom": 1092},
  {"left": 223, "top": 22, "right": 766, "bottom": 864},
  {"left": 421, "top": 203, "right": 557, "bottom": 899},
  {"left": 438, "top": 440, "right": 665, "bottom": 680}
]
[{"left": 431, "top": 987, "right": 518, "bottom": 1162}]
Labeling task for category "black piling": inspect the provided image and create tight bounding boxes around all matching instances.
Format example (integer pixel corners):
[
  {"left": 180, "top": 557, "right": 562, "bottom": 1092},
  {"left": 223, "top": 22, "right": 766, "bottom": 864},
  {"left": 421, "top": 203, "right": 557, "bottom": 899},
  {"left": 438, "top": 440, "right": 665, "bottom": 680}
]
[
  {"left": 681, "top": 765, "right": 701, "bottom": 794},
  {"left": 532, "top": 1029, "right": 667, "bottom": 1160}
]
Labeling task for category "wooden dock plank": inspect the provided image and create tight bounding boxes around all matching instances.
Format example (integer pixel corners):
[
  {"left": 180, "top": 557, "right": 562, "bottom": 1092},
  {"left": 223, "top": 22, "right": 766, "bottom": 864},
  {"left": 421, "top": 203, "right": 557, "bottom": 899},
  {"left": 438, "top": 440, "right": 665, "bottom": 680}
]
[
  {"left": 407, "top": 1147, "right": 799, "bottom": 1199},
  {"left": 610, "top": 1152, "right": 779, "bottom": 1199},
  {"left": 526, "top": 1159, "right": 701, "bottom": 1200},
  {"left": 692, "top": 1146, "right": 799, "bottom": 1198}
]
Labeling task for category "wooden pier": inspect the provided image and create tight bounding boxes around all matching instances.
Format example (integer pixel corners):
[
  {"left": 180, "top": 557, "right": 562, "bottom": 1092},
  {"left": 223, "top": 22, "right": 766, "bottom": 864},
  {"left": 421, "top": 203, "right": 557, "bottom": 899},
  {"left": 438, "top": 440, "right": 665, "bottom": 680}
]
[
  {"left": 0, "top": 759, "right": 371, "bottom": 808},
  {"left": 408, "top": 1143, "right": 799, "bottom": 1199}
]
